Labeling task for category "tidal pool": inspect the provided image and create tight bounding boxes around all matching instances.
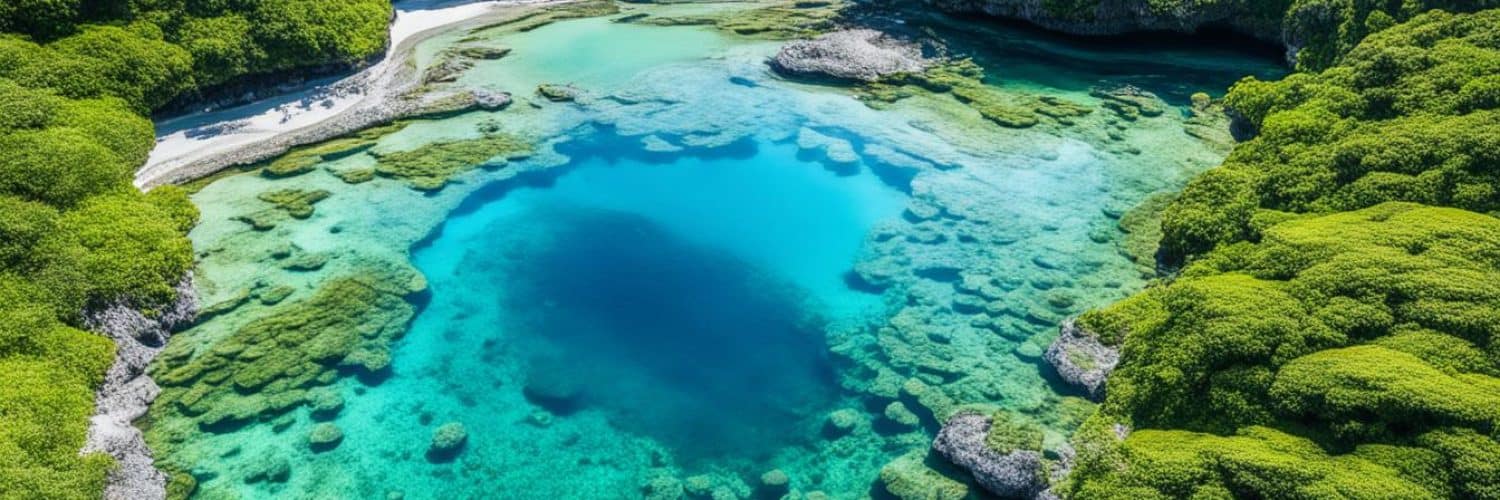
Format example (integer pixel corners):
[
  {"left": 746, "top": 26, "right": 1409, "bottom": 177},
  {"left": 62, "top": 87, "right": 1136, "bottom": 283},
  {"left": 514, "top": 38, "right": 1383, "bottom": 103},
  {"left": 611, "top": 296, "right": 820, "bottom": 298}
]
[{"left": 149, "top": 3, "right": 1284, "bottom": 498}]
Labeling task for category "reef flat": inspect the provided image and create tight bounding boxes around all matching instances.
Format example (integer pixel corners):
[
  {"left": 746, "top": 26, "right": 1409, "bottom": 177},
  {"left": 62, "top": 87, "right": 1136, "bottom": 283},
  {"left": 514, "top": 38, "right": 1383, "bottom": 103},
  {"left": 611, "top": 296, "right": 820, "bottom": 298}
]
[{"left": 146, "top": 2, "right": 1282, "bottom": 498}]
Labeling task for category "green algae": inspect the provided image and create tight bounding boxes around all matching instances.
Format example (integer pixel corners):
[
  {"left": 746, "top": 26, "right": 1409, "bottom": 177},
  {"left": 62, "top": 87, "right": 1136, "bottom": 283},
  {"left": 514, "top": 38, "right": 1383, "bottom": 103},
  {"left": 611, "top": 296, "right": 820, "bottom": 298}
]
[
  {"left": 370, "top": 133, "right": 532, "bottom": 191},
  {"left": 256, "top": 122, "right": 409, "bottom": 179},
  {"left": 878, "top": 451, "right": 969, "bottom": 500},
  {"left": 984, "top": 411, "right": 1045, "bottom": 454},
  {"left": 147, "top": 271, "right": 420, "bottom": 448},
  {"left": 860, "top": 59, "right": 1094, "bottom": 129},
  {"left": 255, "top": 189, "right": 330, "bottom": 219}
]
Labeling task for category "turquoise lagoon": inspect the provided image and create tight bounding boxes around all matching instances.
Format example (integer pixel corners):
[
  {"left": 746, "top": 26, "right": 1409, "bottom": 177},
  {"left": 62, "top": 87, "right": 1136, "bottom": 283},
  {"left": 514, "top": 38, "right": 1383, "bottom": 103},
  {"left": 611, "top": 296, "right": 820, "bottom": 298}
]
[{"left": 158, "top": 4, "right": 1283, "bottom": 499}]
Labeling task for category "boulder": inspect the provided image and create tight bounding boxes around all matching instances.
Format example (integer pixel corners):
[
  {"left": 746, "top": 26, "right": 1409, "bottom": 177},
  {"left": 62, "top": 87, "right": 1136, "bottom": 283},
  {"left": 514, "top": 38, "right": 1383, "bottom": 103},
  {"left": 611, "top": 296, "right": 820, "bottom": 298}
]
[
  {"left": 427, "top": 422, "right": 468, "bottom": 462},
  {"left": 771, "top": 29, "right": 932, "bottom": 83},
  {"left": 1043, "top": 319, "right": 1118, "bottom": 400},
  {"left": 931, "top": 412, "right": 1047, "bottom": 499}
]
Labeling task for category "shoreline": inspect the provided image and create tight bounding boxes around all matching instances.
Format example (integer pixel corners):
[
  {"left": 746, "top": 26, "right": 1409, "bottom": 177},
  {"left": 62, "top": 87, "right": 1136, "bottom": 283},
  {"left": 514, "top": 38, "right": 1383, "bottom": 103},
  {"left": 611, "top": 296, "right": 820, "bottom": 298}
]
[
  {"left": 136, "top": 0, "right": 573, "bottom": 189},
  {"left": 100, "top": 3, "right": 569, "bottom": 498}
]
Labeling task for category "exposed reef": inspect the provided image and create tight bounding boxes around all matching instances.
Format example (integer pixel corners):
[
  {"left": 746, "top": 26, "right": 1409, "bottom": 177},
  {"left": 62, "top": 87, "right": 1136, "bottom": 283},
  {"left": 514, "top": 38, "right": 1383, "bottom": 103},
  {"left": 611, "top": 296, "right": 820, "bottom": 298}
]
[
  {"left": 771, "top": 29, "right": 933, "bottom": 82},
  {"left": 81, "top": 276, "right": 198, "bottom": 500}
]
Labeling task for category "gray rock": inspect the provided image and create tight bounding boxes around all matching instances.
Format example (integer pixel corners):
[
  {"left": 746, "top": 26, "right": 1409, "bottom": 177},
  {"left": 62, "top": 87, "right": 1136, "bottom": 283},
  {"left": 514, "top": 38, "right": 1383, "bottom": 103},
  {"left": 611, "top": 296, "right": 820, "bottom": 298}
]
[
  {"left": 932, "top": 412, "right": 1047, "bottom": 499},
  {"left": 1043, "top": 319, "right": 1118, "bottom": 401},
  {"left": 82, "top": 275, "right": 198, "bottom": 500},
  {"left": 771, "top": 29, "right": 932, "bottom": 83}
]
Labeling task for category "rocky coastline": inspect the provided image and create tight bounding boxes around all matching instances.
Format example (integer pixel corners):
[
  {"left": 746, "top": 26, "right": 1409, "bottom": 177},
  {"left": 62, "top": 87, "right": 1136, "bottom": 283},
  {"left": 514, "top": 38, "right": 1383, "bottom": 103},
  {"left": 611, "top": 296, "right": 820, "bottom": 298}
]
[{"left": 81, "top": 277, "right": 198, "bottom": 500}]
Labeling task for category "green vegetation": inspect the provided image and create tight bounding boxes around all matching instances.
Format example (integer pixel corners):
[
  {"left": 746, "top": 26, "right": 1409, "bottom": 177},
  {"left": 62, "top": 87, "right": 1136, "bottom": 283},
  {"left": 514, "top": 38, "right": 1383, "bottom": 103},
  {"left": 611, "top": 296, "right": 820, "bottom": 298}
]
[
  {"left": 1163, "top": 9, "right": 1500, "bottom": 260},
  {"left": 0, "top": 1, "right": 396, "bottom": 496},
  {"left": 1067, "top": 10, "right": 1500, "bottom": 498}
]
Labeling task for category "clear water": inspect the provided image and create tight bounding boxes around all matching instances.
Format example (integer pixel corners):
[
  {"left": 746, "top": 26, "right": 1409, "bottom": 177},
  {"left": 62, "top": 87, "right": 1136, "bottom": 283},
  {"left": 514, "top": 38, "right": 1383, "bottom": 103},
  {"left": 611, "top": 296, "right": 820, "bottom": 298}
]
[
  {"left": 157, "top": 4, "right": 1285, "bottom": 498},
  {"left": 324, "top": 134, "right": 907, "bottom": 495}
]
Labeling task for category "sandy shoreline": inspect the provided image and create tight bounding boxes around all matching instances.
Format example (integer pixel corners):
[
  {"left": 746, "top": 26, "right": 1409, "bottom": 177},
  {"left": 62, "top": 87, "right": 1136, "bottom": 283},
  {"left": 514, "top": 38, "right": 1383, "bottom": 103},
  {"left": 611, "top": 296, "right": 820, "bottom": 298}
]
[{"left": 137, "top": 0, "right": 568, "bottom": 189}]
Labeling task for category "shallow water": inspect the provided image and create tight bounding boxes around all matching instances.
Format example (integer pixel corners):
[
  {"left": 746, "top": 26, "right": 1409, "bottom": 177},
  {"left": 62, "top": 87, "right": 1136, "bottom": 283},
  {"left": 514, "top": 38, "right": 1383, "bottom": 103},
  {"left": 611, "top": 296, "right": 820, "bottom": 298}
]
[{"left": 155, "top": 4, "right": 1284, "bottom": 498}]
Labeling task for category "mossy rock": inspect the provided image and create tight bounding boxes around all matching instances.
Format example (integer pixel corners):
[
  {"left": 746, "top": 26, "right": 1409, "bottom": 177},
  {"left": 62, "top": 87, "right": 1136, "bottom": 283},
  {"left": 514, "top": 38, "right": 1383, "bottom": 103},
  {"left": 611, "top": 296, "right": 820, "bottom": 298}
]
[
  {"left": 257, "top": 189, "right": 330, "bottom": 219},
  {"left": 878, "top": 451, "right": 968, "bottom": 500},
  {"left": 308, "top": 423, "right": 343, "bottom": 452},
  {"left": 333, "top": 167, "right": 376, "bottom": 184},
  {"left": 536, "top": 84, "right": 580, "bottom": 102},
  {"left": 149, "top": 271, "right": 417, "bottom": 437},
  {"left": 256, "top": 285, "right": 295, "bottom": 305},
  {"left": 371, "top": 133, "right": 531, "bottom": 191},
  {"left": 984, "top": 411, "right": 1044, "bottom": 454},
  {"left": 427, "top": 422, "right": 468, "bottom": 462},
  {"left": 952, "top": 85, "right": 1039, "bottom": 128}
]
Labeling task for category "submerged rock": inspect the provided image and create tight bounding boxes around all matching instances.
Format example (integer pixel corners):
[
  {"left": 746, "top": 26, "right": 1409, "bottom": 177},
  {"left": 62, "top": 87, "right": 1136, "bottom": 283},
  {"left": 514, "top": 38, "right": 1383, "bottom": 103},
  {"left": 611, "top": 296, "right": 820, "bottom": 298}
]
[
  {"left": 771, "top": 29, "right": 932, "bottom": 83},
  {"left": 537, "top": 83, "right": 582, "bottom": 102},
  {"left": 308, "top": 423, "right": 344, "bottom": 452},
  {"left": 428, "top": 422, "right": 468, "bottom": 461},
  {"left": 879, "top": 450, "right": 969, "bottom": 500},
  {"left": 932, "top": 412, "right": 1047, "bottom": 499},
  {"left": 1043, "top": 319, "right": 1119, "bottom": 400}
]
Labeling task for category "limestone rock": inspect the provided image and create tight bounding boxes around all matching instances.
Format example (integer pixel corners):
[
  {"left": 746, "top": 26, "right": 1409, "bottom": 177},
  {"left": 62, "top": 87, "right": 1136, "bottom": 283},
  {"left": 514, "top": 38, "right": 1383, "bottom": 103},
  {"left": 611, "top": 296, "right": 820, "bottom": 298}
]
[
  {"left": 931, "top": 412, "right": 1047, "bottom": 498},
  {"left": 771, "top": 29, "right": 932, "bottom": 83},
  {"left": 1043, "top": 319, "right": 1118, "bottom": 400},
  {"left": 82, "top": 275, "right": 198, "bottom": 500}
]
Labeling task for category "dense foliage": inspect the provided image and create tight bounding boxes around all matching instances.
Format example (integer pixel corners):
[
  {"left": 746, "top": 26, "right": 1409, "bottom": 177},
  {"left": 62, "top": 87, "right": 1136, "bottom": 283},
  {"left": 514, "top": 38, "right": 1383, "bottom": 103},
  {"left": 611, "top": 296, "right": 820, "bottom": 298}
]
[
  {"left": 1163, "top": 8, "right": 1500, "bottom": 260},
  {"left": 1068, "top": 10, "right": 1500, "bottom": 499},
  {"left": 0, "top": 1, "right": 392, "bottom": 497}
]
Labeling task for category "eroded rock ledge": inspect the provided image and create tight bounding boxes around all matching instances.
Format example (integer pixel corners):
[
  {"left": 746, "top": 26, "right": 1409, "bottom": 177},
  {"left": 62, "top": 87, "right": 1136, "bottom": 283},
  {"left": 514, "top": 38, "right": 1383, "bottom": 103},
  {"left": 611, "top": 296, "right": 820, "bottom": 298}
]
[{"left": 81, "top": 277, "right": 198, "bottom": 500}]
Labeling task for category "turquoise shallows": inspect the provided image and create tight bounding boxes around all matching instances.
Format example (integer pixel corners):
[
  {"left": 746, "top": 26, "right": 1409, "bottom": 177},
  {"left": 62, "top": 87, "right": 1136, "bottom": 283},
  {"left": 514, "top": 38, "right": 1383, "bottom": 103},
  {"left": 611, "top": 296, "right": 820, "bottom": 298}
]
[{"left": 158, "top": 4, "right": 1285, "bottom": 498}]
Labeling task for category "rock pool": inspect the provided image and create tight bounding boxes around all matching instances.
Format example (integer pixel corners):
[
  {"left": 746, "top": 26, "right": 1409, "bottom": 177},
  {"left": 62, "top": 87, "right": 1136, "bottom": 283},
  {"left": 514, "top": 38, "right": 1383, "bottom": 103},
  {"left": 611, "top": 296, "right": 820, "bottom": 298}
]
[{"left": 145, "top": 2, "right": 1283, "bottom": 498}]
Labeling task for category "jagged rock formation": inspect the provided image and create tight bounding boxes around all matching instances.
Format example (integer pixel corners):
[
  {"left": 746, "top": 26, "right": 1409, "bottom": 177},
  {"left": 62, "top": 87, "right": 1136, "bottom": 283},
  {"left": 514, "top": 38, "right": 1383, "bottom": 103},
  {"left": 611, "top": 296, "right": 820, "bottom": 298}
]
[
  {"left": 771, "top": 29, "right": 933, "bottom": 82},
  {"left": 918, "top": 0, "right": 1282, "bottom": 44},
  {"left": 932, "top": 412, "right": 1049, "bottom": 499},
  {"left": 81, "top": 276, "right": 198, "bottom": 500},
  {"left": 1043, "top": 319, "right": 1118, "bottom": 400}
]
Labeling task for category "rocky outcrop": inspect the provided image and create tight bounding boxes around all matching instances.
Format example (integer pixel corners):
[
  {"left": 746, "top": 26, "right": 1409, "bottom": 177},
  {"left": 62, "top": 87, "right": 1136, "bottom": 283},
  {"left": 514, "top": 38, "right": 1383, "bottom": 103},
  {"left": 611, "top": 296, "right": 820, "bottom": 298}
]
[
  {"left": 1043, "top": 319, "right": 1118, "bottom": 400},
  {"left": 771, "top": 29, "right": 933, "bottom": 82},
  {"left": 81, "top": 276, "right": 198, "bottom": 500},
  {"left": 932, "top": 412, "right": 1048, "bottom": 499},
  {"left": 920, "top": 0, "right": 1281, "bottom": 41}
]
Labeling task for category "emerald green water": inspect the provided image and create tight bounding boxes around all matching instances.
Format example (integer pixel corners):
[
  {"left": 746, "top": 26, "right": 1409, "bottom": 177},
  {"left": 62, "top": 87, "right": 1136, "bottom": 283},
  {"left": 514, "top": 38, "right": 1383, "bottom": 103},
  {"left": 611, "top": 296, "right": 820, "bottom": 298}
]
[{"left": 157, "top": 4, "right": 1283, "bottom": 498}]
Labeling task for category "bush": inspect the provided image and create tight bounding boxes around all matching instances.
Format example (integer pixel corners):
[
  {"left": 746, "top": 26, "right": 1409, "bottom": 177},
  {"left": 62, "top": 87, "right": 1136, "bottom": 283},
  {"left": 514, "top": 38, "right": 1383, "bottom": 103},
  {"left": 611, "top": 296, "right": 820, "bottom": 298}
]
[{"left": 1072, "top": 10, "right": 1500, "bottom": 497}]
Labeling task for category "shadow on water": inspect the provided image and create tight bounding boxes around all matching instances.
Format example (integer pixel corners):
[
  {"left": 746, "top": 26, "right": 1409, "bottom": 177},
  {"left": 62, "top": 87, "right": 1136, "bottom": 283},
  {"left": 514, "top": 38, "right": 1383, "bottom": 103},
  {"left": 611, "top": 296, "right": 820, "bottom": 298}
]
[{"left": 854, "top": 5, "right": 1289, "bottom": 105}]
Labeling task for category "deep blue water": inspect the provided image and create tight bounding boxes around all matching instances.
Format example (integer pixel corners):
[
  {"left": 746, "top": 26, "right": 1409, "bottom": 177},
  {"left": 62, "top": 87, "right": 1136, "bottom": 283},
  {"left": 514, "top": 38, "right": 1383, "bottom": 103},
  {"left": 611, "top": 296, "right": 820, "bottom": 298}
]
[{"left": 334, "top": 130, "right": 909, "bottom": 490}]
